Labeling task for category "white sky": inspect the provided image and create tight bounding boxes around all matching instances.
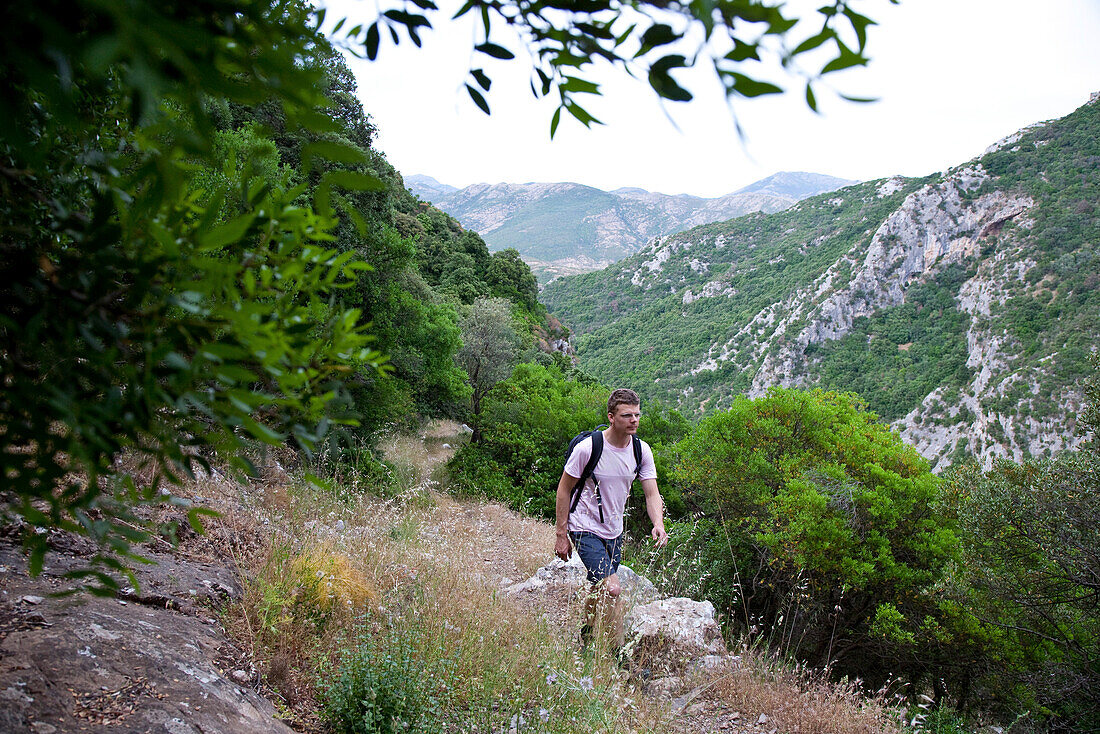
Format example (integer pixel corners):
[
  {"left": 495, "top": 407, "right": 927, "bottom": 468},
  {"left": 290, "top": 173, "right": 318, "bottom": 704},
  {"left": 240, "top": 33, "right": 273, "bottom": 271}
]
[{"left": 321, "top": 0, "right": 1100, "bottom": 198}]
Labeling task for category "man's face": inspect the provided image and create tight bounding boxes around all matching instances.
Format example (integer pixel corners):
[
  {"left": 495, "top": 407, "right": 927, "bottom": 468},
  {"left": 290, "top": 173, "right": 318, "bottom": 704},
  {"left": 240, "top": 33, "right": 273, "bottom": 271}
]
[{"left": 609, "top": 403, "right": 641, "bottom": 434}]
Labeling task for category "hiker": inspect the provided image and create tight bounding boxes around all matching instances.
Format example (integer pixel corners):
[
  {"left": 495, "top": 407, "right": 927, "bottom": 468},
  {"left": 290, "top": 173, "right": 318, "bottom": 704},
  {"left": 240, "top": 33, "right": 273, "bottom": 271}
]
[{"left": 554, "top": 388, "right": 669, "bottom": 649}]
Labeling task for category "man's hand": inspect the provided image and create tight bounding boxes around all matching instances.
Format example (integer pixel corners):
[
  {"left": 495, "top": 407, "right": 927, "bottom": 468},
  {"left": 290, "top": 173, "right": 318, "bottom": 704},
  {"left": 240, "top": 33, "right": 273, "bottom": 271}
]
[
  {"left": 651, "top": 525, "right": 669, "bottom": 548},
  {"left": 555, "top": 532, "right": 572, "bottom": 561}
]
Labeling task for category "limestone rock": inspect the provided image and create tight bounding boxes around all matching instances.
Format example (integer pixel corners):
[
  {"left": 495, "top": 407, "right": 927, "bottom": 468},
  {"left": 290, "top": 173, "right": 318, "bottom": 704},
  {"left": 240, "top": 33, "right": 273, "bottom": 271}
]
[
  {"left": 0, "top": 535, "right": 289, "bottom": 733},
  {"left": 503, "top": 555, "right": 660, "bottom": 606},
  {"left": 623, "top": 597, "right": 727, "bottom": 673}
]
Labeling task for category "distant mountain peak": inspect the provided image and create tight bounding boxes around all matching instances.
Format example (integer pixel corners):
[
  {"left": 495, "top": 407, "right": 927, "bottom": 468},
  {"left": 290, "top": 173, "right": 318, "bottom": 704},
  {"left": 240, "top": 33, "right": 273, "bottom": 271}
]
[
  {"left": 405, "top": 172, "right": 854, "bottom": 281},
  {"left": 734, "top": 171, "right": 858, "bottom": 199}
]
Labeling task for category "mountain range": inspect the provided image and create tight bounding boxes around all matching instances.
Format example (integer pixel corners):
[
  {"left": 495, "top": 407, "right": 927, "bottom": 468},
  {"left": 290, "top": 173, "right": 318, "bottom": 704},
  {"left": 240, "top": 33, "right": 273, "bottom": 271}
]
[
  {"left": 540, "top": 93, "right": 1100, "bottom": 471},
  {"left": 406, "top": 172, "right": 855, "bottom": 281}
]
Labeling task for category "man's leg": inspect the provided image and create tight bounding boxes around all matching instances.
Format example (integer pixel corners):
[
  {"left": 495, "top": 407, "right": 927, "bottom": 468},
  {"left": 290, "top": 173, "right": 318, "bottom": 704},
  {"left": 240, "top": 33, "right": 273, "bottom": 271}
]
[{"left": 572, "top": 532, "right": 625, "bottom": 650}]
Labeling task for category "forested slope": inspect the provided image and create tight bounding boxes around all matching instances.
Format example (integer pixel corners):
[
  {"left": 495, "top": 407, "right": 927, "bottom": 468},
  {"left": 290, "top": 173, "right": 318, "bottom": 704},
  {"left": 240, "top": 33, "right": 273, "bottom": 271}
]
[{"left": 542, "top": 94, "right": 1100, "bottom": 469}]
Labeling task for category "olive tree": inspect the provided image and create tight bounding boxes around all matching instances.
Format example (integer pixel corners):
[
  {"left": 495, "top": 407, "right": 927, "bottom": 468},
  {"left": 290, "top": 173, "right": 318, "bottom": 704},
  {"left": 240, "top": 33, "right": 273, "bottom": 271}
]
[{"left": 455, "top": 298, "right": 521, "bottom": 442}]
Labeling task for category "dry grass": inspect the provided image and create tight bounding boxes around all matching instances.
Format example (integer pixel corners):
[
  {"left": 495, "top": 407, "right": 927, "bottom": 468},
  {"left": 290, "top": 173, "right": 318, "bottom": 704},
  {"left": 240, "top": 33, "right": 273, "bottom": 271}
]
[
  {"left": 680, "top": 646, "right": 905, "bottom": 734},
  {"left": 161, "top": 421, "right": 908, "bottom": 733}
]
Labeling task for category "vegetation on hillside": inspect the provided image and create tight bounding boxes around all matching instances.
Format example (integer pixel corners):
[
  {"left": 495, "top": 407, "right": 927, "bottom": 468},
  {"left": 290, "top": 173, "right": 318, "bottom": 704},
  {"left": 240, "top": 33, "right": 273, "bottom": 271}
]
[
  {"left": 4, "top": 0, "right": 1096, "bottom": 732},
  {"left": 0, "top": 0, "right": 543, "bottom": 584},
  {"left": 541, "top": 98, "right": 1099, "bottom": 456},
  {"left": 450, "top": 357, "right": 1100, "bottom": 731}
]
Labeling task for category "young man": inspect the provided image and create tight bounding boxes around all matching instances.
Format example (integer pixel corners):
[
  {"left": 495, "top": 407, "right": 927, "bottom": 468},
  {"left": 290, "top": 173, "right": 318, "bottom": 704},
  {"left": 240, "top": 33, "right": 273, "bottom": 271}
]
[{"left": 554, "top": 388, "right": 669, "bottom": 648}]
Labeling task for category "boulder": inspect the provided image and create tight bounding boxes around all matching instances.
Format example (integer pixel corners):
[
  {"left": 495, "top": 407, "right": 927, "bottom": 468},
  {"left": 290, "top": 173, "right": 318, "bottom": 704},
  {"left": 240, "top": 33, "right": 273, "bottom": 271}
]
[
  {"left": 503, "top": 555, "right": 660, "bottom": 605},
  {"left": 623, "top": 597, "right": 727, "bottom": 674}
]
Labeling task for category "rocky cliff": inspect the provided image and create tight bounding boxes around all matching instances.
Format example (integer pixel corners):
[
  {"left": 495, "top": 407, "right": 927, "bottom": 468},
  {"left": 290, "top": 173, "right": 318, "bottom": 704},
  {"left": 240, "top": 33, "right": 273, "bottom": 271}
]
[{"left": 542, "top": 95, "right": 1100, "bottom": 470}]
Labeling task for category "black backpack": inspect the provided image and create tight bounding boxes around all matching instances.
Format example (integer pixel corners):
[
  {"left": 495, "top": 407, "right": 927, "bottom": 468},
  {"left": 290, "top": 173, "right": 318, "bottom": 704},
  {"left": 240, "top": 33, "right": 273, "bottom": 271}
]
[{"left": 565, "top": 425, "right": 643, "bottom": 524}]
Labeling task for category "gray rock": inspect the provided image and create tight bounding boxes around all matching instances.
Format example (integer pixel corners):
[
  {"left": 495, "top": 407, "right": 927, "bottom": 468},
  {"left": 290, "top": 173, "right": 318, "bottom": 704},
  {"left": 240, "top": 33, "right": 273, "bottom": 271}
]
[
  {"left": 623, "top": 597, "right": 727, "bottom": 673},
  {"left": 503, "top": 556, "right": 661, "bottom": 605},
  {"left": 0, "top": 537, "right": 292, "bottom": 734},
  {"left": 644, "top": 676, "right": 683, "bottom": 698}
]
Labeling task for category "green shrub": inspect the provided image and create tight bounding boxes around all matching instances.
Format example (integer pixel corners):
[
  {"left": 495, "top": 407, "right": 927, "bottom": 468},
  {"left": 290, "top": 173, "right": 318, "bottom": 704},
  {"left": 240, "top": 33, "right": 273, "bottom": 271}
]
[{"left": 321, "top": 634, "right": 447, "bottom": 734}]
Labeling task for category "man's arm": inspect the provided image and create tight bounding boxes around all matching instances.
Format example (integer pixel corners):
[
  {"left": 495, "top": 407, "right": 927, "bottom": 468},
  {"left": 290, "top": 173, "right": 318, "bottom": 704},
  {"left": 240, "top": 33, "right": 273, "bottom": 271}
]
[
  {"left": 641, "top": 478, "right": 669, "bottom": 547},
  {"left": 554, "top": 471, "right": 579, "bottom": 560}
]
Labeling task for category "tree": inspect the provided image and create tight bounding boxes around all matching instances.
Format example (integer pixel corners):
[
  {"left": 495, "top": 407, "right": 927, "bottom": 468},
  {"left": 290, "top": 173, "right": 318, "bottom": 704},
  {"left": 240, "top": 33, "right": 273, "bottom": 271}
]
[
  {"left": 943, "top": 356, "right": 1100, "bottom": 728},
  {"left": 671, "top": 388, "right": 957, "bottom": 684},
  {"left": 333, "top": 0, "right": 890, "bottom": 134},
  {"left": 488, "top": 249, "right": 540, "bottom": 315},
  {"left": 1, "top": 0, "right": 386, "bottom": 587},
  {"left": 447, "top": 362, "right": 607, "bottom": 516},
  {"left": 455, "top": 298, "right": 521, "bottom": 442}
]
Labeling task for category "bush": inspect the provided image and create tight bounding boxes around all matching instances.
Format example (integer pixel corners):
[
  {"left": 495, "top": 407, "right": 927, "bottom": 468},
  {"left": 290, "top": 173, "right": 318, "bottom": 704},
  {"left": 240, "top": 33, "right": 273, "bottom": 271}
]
[
  {"left": 670, "top": 388, "right": 959, "bottom": 687},
  {"left": 321, "top": 633, "right": 447, "bottom": 734}
]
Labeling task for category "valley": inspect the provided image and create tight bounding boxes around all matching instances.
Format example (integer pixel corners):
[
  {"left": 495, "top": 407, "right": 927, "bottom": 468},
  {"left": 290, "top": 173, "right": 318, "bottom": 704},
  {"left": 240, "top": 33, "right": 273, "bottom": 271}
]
[{"left": 539, "top": 94, "right": 1100, "bottom": 470}]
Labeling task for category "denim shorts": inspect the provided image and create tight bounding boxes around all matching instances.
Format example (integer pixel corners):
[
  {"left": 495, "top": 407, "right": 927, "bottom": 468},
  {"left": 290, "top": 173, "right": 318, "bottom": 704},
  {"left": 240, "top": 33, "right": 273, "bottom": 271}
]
[{"left": 569, "top": 531, "right": 623, "bottom": 584}]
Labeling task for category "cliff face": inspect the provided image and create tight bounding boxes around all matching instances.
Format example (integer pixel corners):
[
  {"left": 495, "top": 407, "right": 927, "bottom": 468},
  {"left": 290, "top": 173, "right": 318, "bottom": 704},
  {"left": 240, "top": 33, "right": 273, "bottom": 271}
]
[{"left": 542, "top": 95, "right": 1100, "bottom": 470}]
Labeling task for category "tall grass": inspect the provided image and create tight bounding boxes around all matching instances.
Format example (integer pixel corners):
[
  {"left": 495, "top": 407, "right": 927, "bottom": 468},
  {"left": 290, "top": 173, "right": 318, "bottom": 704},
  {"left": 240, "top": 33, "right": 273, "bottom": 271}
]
[{"left": 209, "top": 422, "right": 908, "bottom": 733}]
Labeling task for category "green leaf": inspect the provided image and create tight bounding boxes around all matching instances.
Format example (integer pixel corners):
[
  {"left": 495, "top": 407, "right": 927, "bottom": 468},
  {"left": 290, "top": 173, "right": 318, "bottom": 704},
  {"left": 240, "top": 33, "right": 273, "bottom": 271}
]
[
  {"left": 366, "top": 23, "right": 380, "bottom": 60},
  {"left": 821, "top": 42, "right": 868, "bottom": 75},
  {"left": 839, "top": 93, "right": 879, "bottom": 103},
  {"left": 636, "top": 23, "right": 678, "bottom": 58},
  {"left": 241, "top": 415, "right": 284, "bottom": 444},
  {"left": 726, "top": 72, "right": 783, "bottom": 98},
  {"left": 806, "top": 82, "right": 819, "bottom": 112},
  {"left": 843, "top": 7, "right": 877, "bottom": 51},
  {"left": 560, "top": 76, "right": 600, "bottom": 95},
  {"left": 471, "top": 68, "right": 492, "bottom": 92},
  {"left": 199, "top": 211, "right": 257, "bottom": 250},
  {"left": 550, "top": 107, "right": 562, "bottom": 138},
  {"left": 648, "top": 55, "right": 692, "bottom": 102},
  {"left": 187, "top": 506, "right": 220, "bottom": 534},
  {"left": 475, "top": 42, "right": 515, "bottom": 60},
  {"left": 726, "top": 39, "right": 761, "bottom": 62},
  {"left": 466, "top": 84, "right": 491, "bottom": 115},
  {"left": 793, "top": 29, "right": 834, "bottom": 56}
]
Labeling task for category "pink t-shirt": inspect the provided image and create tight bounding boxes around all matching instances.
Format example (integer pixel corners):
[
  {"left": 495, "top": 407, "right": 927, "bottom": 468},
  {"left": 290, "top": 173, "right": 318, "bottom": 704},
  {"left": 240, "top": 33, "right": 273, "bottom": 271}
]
[{"left": 565, "top": 433, "right": 657, "bottom": 539}]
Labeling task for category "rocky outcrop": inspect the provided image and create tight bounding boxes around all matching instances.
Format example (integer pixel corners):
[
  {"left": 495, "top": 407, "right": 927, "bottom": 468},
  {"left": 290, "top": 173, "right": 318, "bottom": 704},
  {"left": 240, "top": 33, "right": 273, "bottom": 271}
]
[
  {"left": 0, "top": 529, "right": 291, "bottom": 734},
  {"left": 503, "top": 555, "right": 660, "bottom": 607},
  {"left": 742, "top": 165, "right": 1034, "bottom": 396},
  {"left": 506, "top": 557, "right": 735, "bottom": 678}
]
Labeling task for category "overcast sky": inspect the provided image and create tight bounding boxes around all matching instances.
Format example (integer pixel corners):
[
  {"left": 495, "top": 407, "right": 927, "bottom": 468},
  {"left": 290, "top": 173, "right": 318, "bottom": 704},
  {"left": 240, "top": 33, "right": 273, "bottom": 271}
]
[{"left": 321, "top": 0, "right": 1100, "bottom": 198}]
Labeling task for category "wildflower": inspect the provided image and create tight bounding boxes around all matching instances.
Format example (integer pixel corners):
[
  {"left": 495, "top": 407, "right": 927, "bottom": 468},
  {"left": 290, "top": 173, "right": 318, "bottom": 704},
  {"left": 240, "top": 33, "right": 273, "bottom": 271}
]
[
  {"left": 545, "top": 672, "right": 558, "bottom": 686},
  {"left": 578, "top": 676, "right": 594, "bottom": 691},
  {"left": 538, "top": 708, "right": 549, "bottom": 722}
]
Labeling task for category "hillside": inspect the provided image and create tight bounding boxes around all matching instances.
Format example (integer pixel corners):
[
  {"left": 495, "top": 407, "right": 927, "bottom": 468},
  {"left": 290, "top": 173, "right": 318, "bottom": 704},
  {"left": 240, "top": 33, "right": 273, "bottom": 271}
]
[
  {"left": 541, "top": 94, "right": 1100, "bottom": 470},
  {"left": 408, "top": 173, "right": 854, "bottom": 281},
  {"left": 0, "top": 427, "right": 906, "bottom": 734}
]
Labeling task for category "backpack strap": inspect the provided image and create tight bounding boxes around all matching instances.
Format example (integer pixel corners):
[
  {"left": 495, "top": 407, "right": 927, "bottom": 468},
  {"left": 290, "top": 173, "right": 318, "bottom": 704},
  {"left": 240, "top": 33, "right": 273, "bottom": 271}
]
[
  {"left": 632, "top": 435, "right": 643, "bottom": 479},
  {"left": 569, "top": 430, "right": 605, "bottom": 523}
]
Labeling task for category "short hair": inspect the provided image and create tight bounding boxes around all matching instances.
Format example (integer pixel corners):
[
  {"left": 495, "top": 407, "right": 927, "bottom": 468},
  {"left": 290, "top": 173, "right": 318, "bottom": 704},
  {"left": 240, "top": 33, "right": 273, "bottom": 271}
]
[{"left": 607, "top": 388, "right": 640, "bottom": 416}]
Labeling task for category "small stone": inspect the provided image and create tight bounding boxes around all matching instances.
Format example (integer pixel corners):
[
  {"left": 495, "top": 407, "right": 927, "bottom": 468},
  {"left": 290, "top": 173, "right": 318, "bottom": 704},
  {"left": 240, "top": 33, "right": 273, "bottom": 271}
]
[
  {"left": 334, "top": 520, "right": 345, "bottom": 532},
  {"left": 24, "top": 612, "right": 47, "bottom": 625},
  {"left": 757, "top": 714, "right": 769, "bottom": 725},
  {"left": 19, "top": 595, "right": 44, "bottom": 605},
  {"left": 230, "top": 670, "right": 251, "bottom": 684},
  {"left": 730, "top": 712, "right": 741, "bottom": 720},
  {"left": 30, "top": 723, "right": 57, "bottom": 734}
]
